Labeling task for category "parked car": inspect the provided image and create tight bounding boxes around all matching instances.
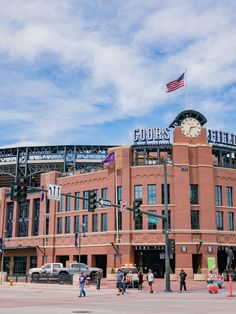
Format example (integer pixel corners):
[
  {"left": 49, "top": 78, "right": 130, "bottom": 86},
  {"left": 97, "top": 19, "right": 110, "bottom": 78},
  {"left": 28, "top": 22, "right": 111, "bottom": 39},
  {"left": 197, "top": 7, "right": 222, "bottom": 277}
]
[
  {"left": 28, "top": 262, "right": 102, "bottom": 282},
  {"left": 120, "top": 265, "right": 139, "bottom": 288}
]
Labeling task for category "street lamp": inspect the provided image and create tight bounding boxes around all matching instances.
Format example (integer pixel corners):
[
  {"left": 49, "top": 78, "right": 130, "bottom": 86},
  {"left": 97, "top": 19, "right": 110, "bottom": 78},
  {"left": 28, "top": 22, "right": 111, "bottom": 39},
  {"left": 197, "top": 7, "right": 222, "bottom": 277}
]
[{"left": 75, "top": 223, "right": 86, "bottom": 273}]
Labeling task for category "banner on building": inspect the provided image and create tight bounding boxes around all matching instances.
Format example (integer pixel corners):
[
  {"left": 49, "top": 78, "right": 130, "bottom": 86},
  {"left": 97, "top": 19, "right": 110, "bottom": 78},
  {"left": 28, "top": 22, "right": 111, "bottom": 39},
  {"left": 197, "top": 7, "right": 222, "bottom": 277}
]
[{"left": 207, "top": 257, "right": 216, "bottom": 270}]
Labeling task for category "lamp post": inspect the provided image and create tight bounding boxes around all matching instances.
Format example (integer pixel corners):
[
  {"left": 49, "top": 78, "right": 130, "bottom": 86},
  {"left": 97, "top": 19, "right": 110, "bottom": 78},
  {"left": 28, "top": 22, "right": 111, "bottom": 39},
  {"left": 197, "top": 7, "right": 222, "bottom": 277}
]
[
  {"left": 163, "top": 159, "right": 171, "bottom": 292},
  {"left": 76, "top": 223, "right": 85, "bottom": 273},
  {"left": 0, "top": 230, "right": 7, "bottom": 285}
]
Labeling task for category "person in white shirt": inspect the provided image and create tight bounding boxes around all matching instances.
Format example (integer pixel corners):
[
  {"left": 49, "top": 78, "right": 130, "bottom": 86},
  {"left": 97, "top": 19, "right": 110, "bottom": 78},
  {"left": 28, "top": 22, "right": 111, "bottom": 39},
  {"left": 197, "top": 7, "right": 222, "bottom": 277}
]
[{"left": 147, "top": 269, "right": 154, "bottom": 293}]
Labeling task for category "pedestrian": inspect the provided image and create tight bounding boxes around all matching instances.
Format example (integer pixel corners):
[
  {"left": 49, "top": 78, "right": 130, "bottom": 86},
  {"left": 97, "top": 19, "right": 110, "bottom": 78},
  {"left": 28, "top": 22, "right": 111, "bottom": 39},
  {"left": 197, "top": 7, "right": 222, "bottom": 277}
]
[
  {"left": 138, "top": 270, "right": 143, "bottom": 290},
  {"left": 179, "top": 269, "right": 187, "bottom": 292},
  {"left": 147, "top": 269, "right": 154, "bottom": 293},
  {"left": 116, "top": 269, "right": 124, "bottom": 295},
  {"left": 126, "top": 271, "right": 133, "bottom": 289},
  {"left": 78, "top": 271, "right": 87, "bottom": 297},
  {"left": 94, "top": 270, "right": 102, "bottom": 290}
]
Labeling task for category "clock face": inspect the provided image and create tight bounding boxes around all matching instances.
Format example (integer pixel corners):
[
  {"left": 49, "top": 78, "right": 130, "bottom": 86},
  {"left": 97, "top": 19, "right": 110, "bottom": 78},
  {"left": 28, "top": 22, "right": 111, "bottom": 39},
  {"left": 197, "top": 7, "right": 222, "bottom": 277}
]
[{"left": 181, "top": 117, "right": 201, "bottom": 138}]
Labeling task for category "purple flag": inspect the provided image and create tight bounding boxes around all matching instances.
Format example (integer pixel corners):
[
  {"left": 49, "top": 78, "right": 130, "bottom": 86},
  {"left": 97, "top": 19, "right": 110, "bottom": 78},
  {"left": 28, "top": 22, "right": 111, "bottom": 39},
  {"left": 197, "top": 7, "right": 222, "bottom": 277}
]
[
  {"left": 102, "top": 151, "right": 115, "bottom": 164},
  {"left": 40, "top": 191, "right": 45, "bottom": 202},
  {"left": 74, "top": 232, "right": 78, "bottom": 247},
  {"left": 0, "top": 238, "right": 2, "bottom": 252}
]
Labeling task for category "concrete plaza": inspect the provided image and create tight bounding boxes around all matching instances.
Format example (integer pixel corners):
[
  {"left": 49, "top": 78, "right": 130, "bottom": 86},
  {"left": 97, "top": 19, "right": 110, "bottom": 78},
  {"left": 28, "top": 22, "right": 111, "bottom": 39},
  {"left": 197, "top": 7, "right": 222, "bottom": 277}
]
[{"left": 0, "top": 279, "right": 236, "bottom": 314}]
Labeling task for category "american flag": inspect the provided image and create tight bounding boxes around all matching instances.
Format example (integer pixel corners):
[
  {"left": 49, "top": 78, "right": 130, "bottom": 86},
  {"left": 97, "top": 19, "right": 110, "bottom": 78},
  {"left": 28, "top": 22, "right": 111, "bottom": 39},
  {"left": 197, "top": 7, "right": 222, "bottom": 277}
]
[{"left": 166, "top": 73, "right": 185, "bottom": 93}]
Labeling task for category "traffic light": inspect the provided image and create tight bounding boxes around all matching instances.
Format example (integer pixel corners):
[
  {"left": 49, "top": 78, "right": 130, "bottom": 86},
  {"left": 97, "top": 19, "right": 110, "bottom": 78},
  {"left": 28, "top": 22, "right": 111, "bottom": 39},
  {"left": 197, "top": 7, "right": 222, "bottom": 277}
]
[
  {"left": 11, "top": 184, "right": 21, "bottom": 201},
  {"left": 11, "top": 178, "right": 28, "bottom": 202},
  {"left": 88, "top": 190, "right": 97, "bottom": 212},
  {"left": 133, "top": 199, "right": 142, "bottom": 220},
  {"left": 168, "top": 239, "right": 175, "bottom": 255}
]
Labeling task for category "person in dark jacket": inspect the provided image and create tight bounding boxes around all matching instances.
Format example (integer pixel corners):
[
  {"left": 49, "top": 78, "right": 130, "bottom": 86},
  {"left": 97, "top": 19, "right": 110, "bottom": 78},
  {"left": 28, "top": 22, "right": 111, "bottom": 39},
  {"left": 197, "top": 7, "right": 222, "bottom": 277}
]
[{"left": 179, "top": 269, "right": 187, "bottom": 292}]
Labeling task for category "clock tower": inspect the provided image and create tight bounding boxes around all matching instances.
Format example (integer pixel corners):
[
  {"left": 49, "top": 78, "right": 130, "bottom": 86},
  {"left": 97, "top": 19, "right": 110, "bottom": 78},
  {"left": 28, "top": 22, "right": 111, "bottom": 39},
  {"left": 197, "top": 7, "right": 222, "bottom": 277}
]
[{"left": 169, "top": 109, "right": 208, "bottom": 145}]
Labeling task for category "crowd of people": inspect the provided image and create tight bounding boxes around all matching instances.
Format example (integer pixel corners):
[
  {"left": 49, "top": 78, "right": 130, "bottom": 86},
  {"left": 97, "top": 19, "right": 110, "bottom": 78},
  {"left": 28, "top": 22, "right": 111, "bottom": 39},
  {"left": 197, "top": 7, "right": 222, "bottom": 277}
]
[{"left": 77, "top": 267, "right": 190, "bottom": 297}]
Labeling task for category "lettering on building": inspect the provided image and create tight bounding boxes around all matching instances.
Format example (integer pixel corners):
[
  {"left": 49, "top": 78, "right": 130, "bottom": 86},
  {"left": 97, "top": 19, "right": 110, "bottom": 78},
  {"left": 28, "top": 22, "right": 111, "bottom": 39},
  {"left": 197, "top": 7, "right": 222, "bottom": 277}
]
[
  {"left": 208, "top": 129, "right": 236, "bottom": 147},
  {"left": 133, "top": 127, "right": 170, "bottom": 143}
]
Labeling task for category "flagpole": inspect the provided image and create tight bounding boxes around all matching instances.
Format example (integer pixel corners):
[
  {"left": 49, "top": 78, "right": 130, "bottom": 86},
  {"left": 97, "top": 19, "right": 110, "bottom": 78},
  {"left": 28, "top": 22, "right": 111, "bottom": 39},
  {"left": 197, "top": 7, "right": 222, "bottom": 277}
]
[
  {"left": 115, "top": 152, "right": 119, "bottom": 243},
  {"left": 185, "top": 68, "right": 188, "bottom": 110}
]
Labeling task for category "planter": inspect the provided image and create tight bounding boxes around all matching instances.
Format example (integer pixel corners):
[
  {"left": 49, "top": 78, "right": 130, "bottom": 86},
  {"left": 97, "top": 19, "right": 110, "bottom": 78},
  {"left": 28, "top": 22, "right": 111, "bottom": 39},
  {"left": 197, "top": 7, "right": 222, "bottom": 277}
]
[
  {"left": 107, "top": 273, "right": 116, "bottom": 281},
  {"left": 164, "top": 274, "right": 176, "bottom": 281},
  {"left": 194, "top": 274, "right": 206, "bottom": 281}
]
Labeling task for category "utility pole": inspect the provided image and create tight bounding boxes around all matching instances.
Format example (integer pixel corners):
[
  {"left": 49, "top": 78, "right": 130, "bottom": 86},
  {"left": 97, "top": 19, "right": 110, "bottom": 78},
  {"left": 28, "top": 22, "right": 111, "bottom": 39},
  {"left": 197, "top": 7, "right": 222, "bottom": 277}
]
[
  {"left": 0, "top": 230, "right": 7, "bottom": 285},
  {"left": 163, "top": 159, "right": 172, "bottom": 292}
]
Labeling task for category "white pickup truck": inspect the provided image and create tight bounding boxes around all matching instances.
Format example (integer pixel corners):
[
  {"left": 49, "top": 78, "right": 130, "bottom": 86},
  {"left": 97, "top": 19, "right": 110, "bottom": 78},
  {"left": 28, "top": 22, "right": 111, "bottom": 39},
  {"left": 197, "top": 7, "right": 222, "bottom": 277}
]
[{"left": 28, "top": 262, "right": 103, "bottom": 282}]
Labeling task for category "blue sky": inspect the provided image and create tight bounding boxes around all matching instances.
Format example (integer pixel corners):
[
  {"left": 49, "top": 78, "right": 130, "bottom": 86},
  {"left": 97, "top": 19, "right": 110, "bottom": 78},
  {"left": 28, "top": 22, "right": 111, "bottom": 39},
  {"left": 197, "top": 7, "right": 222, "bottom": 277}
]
[{"left": 0, "top": 0, "right": 236, "bottom": 147}]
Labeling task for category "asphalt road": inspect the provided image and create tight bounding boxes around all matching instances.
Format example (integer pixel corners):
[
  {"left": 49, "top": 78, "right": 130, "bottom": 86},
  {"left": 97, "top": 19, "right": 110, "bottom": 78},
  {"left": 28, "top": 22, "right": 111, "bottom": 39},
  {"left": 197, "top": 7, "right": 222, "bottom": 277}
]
[{"left": 0, "top": 280, "right": 236, "bottom": 314}]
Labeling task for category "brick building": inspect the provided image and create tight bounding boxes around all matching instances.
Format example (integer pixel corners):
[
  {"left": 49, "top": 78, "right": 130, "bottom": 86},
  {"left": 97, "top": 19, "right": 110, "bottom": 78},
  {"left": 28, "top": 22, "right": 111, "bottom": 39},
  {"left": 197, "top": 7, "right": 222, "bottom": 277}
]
[{"left": 0, "top": 110, "right": 236, "bottom": 278}]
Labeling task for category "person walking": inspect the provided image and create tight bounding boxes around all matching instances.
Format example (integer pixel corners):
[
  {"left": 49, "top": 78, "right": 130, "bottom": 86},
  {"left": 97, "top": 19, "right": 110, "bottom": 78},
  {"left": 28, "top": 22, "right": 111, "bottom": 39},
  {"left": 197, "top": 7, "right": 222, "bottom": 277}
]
[
  {"left": 147, "top": 269, "right": 154, "bottom": 293},
  {"left": 78, "top": 271, "right": 87, "bottom": 297},
  {"left": 179, "top": 269, "right": 187, "bottom": 292},
  {"left": 138, "top": 270, "right": 143, "bottom": 290},
  {"left": 94, "top": 270, "right": 102, "bottom": 290},
  {"left": 116, "top": 269, "right": 124, "bottom": 295}
]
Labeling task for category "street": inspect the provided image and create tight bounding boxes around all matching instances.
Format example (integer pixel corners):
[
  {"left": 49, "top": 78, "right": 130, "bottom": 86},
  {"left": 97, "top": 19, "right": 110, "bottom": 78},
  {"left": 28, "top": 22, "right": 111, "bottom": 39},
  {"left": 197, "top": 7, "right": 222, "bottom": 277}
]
[{"left": 0, "top": 280, "right": 236, "bottom": 314}]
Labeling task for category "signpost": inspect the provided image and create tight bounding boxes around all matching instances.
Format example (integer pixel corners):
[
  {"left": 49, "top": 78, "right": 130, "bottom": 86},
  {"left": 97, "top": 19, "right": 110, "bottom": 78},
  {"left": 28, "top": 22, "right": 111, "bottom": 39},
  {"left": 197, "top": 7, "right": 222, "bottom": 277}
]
[
  {"left": 99, "top": 199, "right": 112, "bottom": 207},
  {"left": 47, "top": 184, "right": 61, "bottom": 201},
  {"left": 147, "top": 216, "right": 159, "bottom": 224}
]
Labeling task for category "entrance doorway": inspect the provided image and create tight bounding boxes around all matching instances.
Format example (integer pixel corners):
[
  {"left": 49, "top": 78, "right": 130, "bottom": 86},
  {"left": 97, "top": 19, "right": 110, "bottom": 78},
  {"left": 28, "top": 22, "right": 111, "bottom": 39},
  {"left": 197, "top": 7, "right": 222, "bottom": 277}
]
[
  {"left": 134, "top": 246, "right": 175, "bottom": 278},
  {"left": 192, "top": 254, "right": 202, "bottom": 274},
  {"left": 94, "top": 255, "right": 107, "bottom": 277}
]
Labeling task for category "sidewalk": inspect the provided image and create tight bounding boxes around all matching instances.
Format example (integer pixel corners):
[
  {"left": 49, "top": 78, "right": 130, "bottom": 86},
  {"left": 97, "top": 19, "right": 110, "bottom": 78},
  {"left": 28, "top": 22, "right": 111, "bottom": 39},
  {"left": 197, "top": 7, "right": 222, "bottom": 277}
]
[{"left": 1, "top": 277, "right": 235, "bottom": 294}]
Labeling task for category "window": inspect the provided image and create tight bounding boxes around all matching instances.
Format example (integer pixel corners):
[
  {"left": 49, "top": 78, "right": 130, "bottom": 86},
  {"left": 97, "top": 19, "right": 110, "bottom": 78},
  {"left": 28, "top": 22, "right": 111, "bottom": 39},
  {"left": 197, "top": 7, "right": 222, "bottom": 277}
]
[
  {"left": 46, "top": 199, "right": 50, "bottom": 214},
  {"left": 227, "top": 187, "right": 233, "bottom": 207},
  {"left": 162, "top": 210, "right": 171, "bottom": 230},
  {"left": 117, "top": 186, "right": 122, "bottom": 204},
  {"left": 134, "top": 185, "right": 142, "bottom": 201},
  {"left": 6, "top": 202, "right": 14, "bottom": 238},
  {"left": 216, "top": 211, "right": 223, "bottom": 230},
  {"left": 191, "top": 210, "right": 200, "bottom": 229},
  {"left": 30, "top": 256, "right": 37, "bottom": 269},
  {"left": 101, "top": 213, "right": 107, "bottom": 232},
  {"left": 45, "top": 216, "right": 49, "bottom": 235},
  {"left": 65, "top": 217, "right": 70, "bottom": 233},
  {"left": 134, "top": 215, "right": 143, "bottom": 230},
  {"left": 83, "top": 215, "right": 88, "bottom": 232},
  {"left": 102, "top": 188, "right": 108, "bottom": 206},
  {"left": 57, "top": 217, "right": 63, "bottom": 234},
  {"left": 228, "top": 212, "right": 234, "bottom": 231},
  {"left": 58, "top": 195, "right": 63, "bottom": 212},
  {"left": 148, "top": 185, "right": 156, "bottom": 205},
  {"left": 66, "top": 194, "right": 71, "bottom": 211},
  {"left": 18, "top": 201, "right": 29, "bottom": 237},
  {"left": 92, "top": 214, "right": 98, "bottom": 232},
  {"left": 75, "top": 192, "right": 80, "bottom": 210},
  {"left": 148, "top": 210, "right": 157, "bottom": 230},
  {"left": 215, "top": 186, "right": 222, "bottom": 206},
  {"left": 74, "top": 216, "right": 80, "bottom": 233},
  {"left": 161, "top": 184, "right": 170, "bottom": 204},
  {"left": 33, "top": 199, "right": 40, "bottom": 236},
  {"left": 190, "top": 184, "right": 198, "bottom": 204},
  {"left": 83, "top": 191, "right": 89, "bottom": 210},
  {"left": 116, "top": 210, "right": 122, "bottom": 231}
]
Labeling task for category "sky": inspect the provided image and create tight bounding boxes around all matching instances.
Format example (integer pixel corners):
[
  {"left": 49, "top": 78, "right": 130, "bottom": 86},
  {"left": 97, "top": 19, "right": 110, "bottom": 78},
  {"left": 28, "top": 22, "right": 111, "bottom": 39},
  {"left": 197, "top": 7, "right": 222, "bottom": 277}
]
[{"left": 0, "top": 0, "right": 236, "bottom": 148}]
